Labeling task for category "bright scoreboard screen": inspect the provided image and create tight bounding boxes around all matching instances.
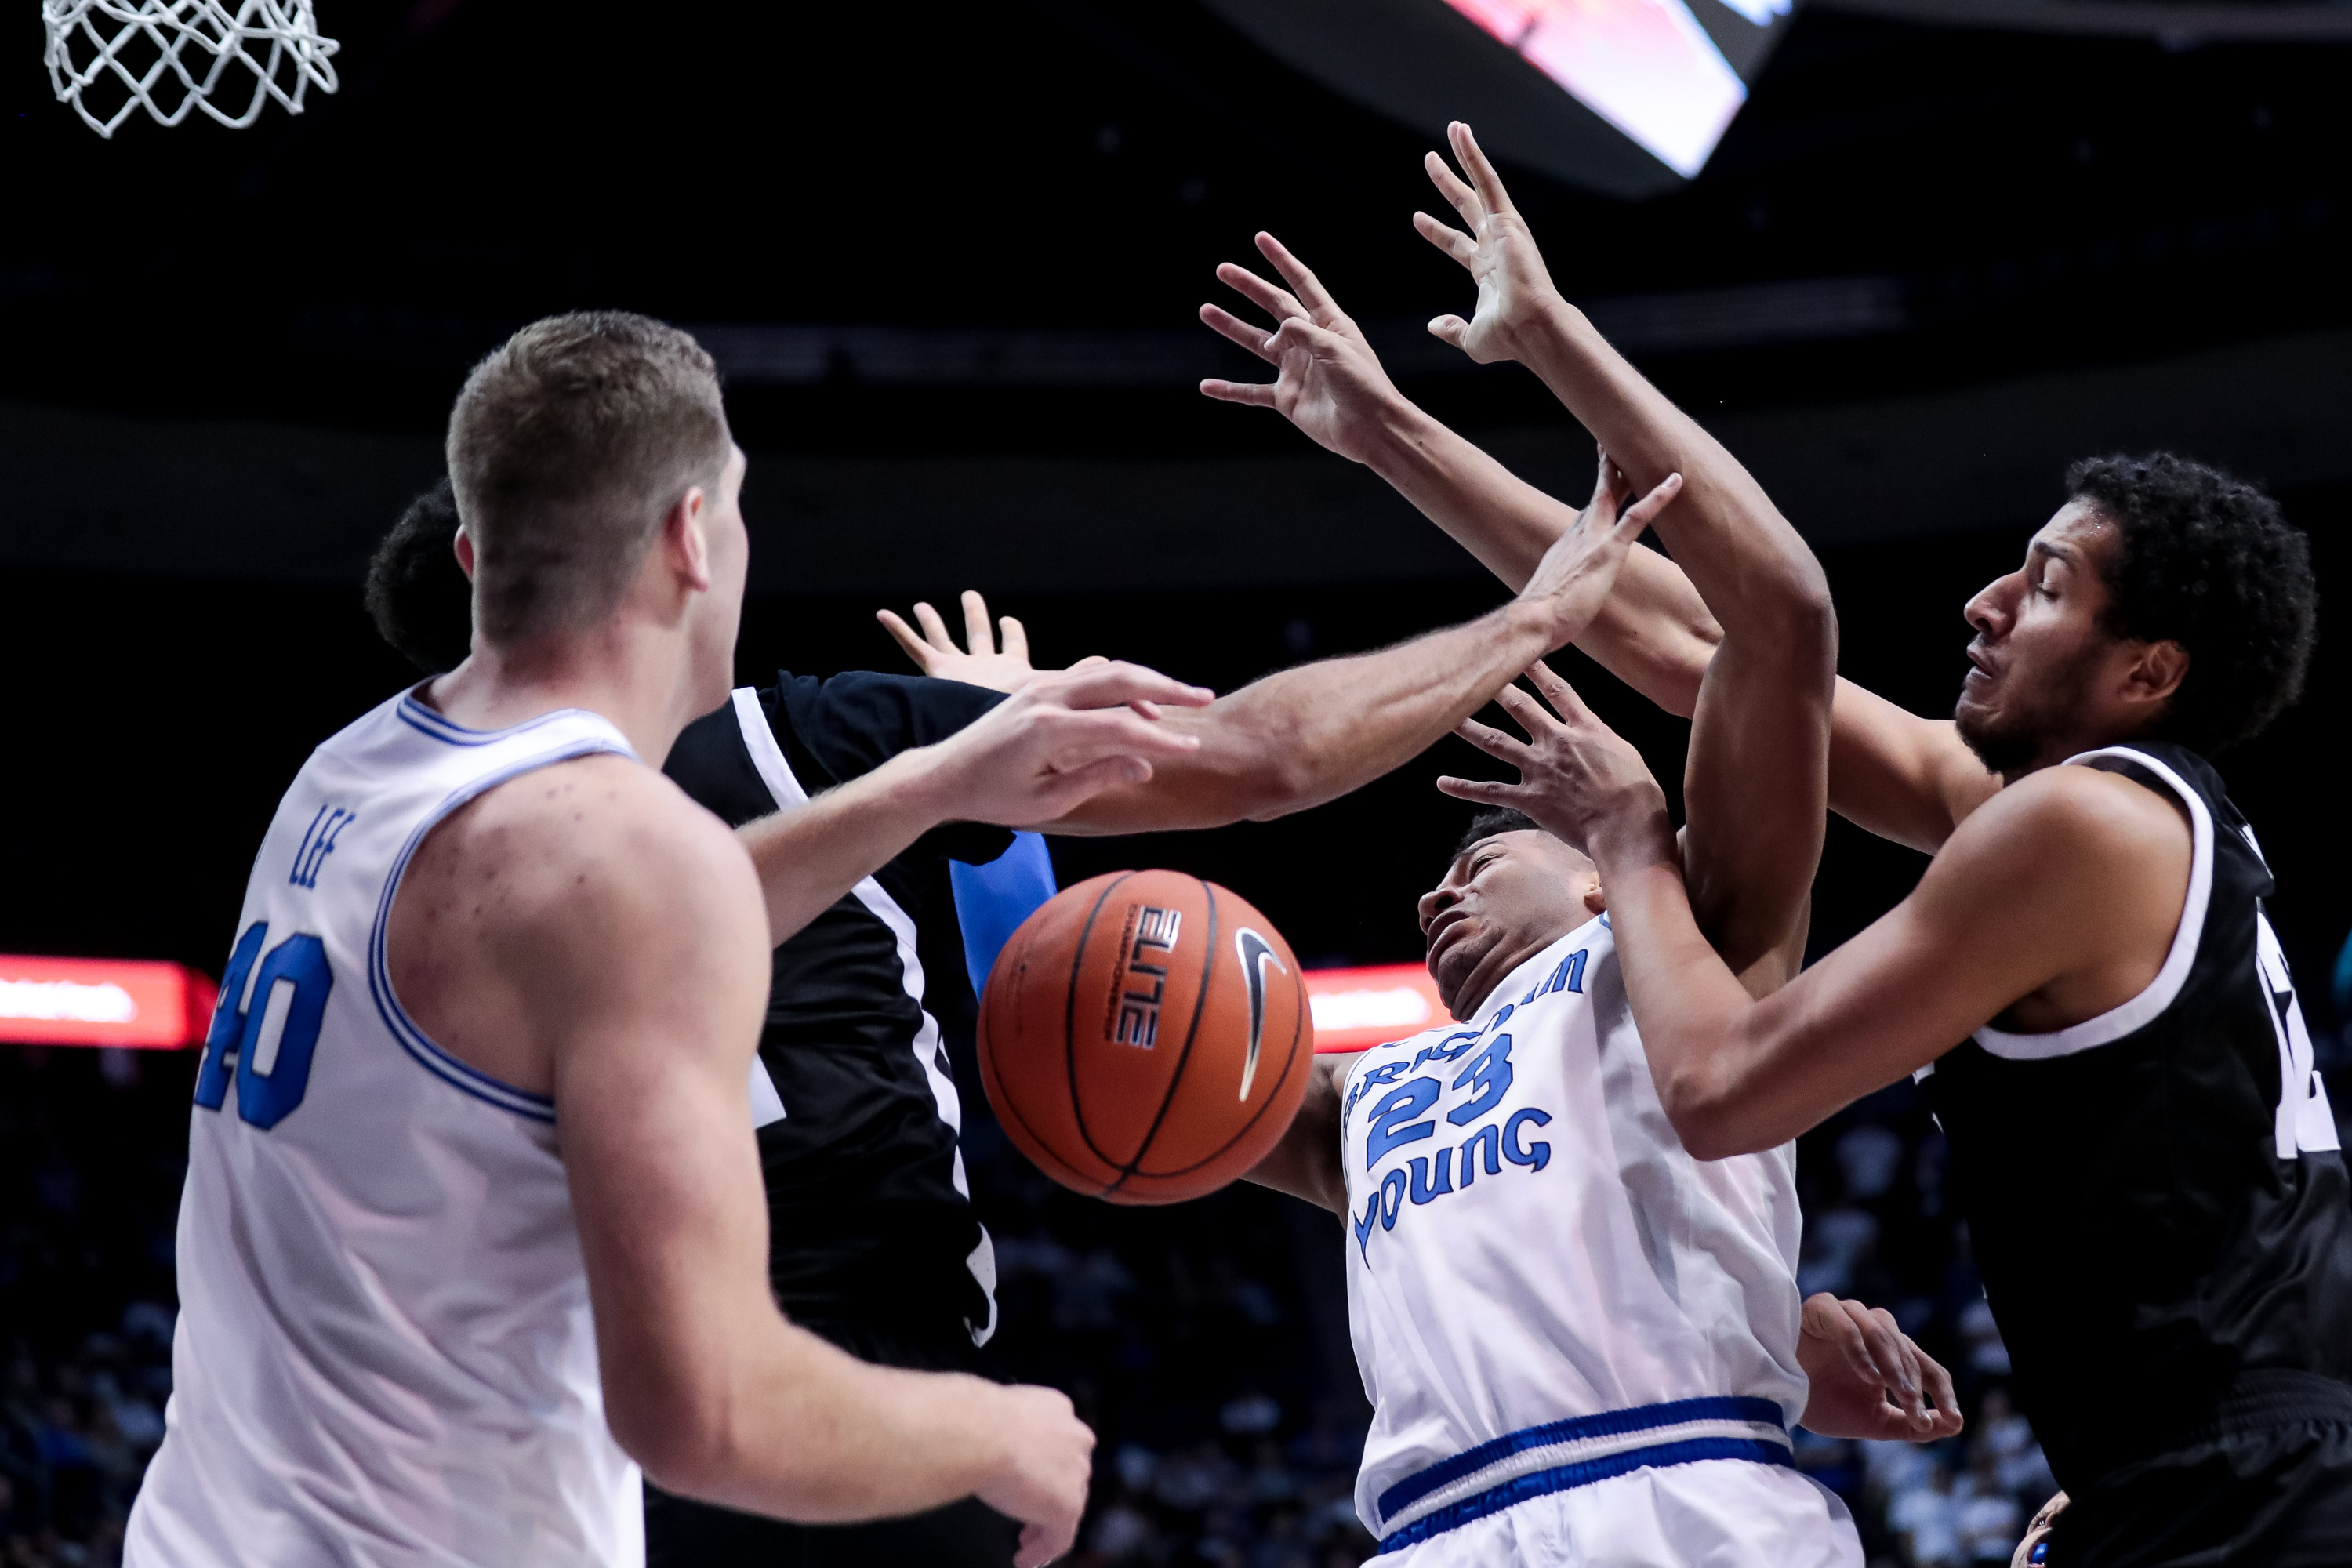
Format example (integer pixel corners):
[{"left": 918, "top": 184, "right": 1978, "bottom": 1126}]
[
  {"left": 1305, "top": 963, "right": 1451, "bottom": 1054},
  {"left": 1439, "top": 0, "right": 1774, "bottom": 176},
  {"left": 0, "top": 953, "right": 217, "bottom": 1049}
]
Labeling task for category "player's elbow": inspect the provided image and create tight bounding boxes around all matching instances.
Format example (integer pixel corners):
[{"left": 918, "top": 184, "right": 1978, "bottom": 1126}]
[
  {"left": 1240, "top": 750, "right": 1329, "bottom": 822},
  {"left": 1658, "top": 1067, "right": 1762, "bottom": 1163},
  {"left": 609, "top": 1381, "right": 736, "bottom": 1500}
]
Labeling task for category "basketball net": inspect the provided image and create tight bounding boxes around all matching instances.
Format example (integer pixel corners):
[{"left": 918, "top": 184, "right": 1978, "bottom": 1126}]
[{"left": 43, "top": 1, "right": 340, "bottom": 139}]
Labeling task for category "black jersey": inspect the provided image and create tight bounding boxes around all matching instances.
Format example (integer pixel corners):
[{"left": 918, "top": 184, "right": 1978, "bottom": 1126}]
[
  {"left": 663, "top": 673, "right": 1011, "bottom": 1350},
  {"left": 1921, "top": 741, "right": 2352, "bottom": 1493}
]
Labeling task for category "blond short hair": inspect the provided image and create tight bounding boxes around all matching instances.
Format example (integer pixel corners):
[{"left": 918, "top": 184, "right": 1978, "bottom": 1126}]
[{"left": 446, "top": 311, "right": 728, "bottom": 643}]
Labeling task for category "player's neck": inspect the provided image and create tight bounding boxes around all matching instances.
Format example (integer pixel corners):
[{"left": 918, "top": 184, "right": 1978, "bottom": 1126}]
[
  {"left": 426, "top": 619, "right": 708, "bottom": 764},
  {"left": 1450, "top": 919, "right": 1580, "bottom": 1020}
]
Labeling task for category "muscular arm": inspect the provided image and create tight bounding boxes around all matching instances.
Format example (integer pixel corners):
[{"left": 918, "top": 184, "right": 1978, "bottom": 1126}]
[
  {"left": 1243, "top": 1054, "right": 1348, "bottom": 1214},
  {"left": 403, "top": 760, "right": 1092, "bottom": 1561},
  {"left": 1417, "top": 462, "right": 1996, "bottom": 856},
  {"left": 1586, "top": 759, "right": 2190, "bottom": 1157},
  {"left": 1039, "top": 598, "right": 1559, "bottom": 836},
  {"left": 1036, "top": 458, "right": 1679, "bottom": 837}
]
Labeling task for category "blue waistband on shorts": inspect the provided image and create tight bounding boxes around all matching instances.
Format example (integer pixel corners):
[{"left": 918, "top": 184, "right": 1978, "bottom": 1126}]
[{"left": 1375, "top": 1396, "right": 1795, "bottom": 1548}]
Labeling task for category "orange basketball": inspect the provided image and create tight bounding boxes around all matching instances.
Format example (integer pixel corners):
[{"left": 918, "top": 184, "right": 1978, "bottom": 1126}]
[{"left": 978, "top": 869, "right": 1314, "bottom": 1206}]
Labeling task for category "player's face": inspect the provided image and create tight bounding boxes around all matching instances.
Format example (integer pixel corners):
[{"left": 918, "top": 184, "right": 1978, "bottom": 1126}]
[
  {"left": 686, "top": 443, "right": 750, "bottom": 708},
  {"left": 1419, "top": 831, "right": 1601, "bottom": 1019},
  {"left": 1953, "top": 501, "right": 2132, "bottom": 778}
]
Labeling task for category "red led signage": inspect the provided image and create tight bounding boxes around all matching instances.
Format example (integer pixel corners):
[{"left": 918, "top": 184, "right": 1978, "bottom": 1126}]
[
  {"left": 0, "top": 953, "right": 217, "bottom": 1050},
  {"left": 1305, "top": 963, "right": 1451, "bottom": 1054}
]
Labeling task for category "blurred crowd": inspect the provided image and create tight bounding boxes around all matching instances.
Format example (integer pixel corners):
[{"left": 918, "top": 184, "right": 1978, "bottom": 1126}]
[{"left": 7, "top": 944, "right": 2350, "bottom": 1568}]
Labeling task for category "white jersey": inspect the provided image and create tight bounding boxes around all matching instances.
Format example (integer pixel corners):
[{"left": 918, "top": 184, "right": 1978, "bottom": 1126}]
[
  {"left": 1339, "top": 916, "right": 1851, "bottom": 1563},
  {"left": 128, "top": 691, "right": 645, "bottom": 1568}
]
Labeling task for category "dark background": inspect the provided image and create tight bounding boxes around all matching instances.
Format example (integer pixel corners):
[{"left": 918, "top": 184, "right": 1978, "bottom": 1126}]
[{"left": 2, "top": 3, "right": 2350, "bottom": 1563}]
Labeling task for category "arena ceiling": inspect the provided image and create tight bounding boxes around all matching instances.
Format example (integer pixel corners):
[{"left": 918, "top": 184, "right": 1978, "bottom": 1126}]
[{"left": 3, "top": 0, "right": 2349, "bottom": 583}]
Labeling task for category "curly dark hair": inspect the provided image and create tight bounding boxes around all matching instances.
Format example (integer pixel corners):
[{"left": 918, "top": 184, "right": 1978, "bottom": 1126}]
[
  {"left": 365, "top": 477, "right": 476, "bottom": 675},
  {"left": 1451, "top": 807, "right": 1544, "bottom": 860},
  {"left": 2068, "top": 452, "right": 2318, "bottom": 754}
]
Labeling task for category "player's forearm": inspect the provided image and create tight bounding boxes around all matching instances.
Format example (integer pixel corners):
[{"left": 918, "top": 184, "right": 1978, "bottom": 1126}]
[
  {"left": 1510, "top": 299, "right": 1830, "bottom": 647},
  {"left": 1583, "top": 811, "right": 1786, "bottom": 1160},
  {"left": 1050, "top": 601, "right": 1556, "bottom": 833},
  {"left": 736, "top": 748, "right": 955, "bottom": 944},
  {"left": 1355, "top": 397, "right": 1718, "bottom": 717},
  {"left": 673, "top": 1337, "right": 1015, "bottom": 1522},
  {"left": 1207, "top": 599, "right": 1559, "bottom": 822},
  {"left": 1243, "top": 1057, "right": 1347, "bottom": 1213}
]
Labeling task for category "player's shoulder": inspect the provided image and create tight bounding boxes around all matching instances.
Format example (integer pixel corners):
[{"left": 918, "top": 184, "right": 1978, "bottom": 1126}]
[
  {"left": 459, "top": 752, "right": 757, "bottom": 922},
  {"left": 1941, "top": 757, "right": 2190, "bottom": 887}
]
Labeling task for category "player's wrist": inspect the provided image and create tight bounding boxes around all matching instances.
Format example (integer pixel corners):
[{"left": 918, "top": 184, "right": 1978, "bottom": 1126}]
[
  {"left": 1351, "top": 390, "right": 1445, "bottom": 476},
  {"left": 873, "top": 742, "right": 969, "bottom": 834},
  {"left": 1508, "top": 293, "right": 1592, "bottom": 377},
  {"left": 1584, "top": 793, "right": 1676, "bottom": 875}
]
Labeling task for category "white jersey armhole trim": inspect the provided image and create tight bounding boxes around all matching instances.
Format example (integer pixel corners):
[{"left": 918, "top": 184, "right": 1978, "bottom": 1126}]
[
  {"left": 729, "top": 687, "right": 996, "bottom": 1341},
  {"left": 1972, "top": 745, "right": 2214, "bottom": 1062},
  {"left": 366, "top": 737, "right": 634, "bottom": 1121}
]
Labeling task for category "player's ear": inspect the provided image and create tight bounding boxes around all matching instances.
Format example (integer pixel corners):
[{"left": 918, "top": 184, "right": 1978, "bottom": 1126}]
[
  {"left": 659, "top": 485, "right": 714, "bottom": 593},
  {"left": 1582, "top": 875, "right": 1608, "bottom": 916},
  {"left": 452, "top": 526, "right": 475, "bottom": 582},
  {"left": 2121, "top": 637, "right": 2189, "bottom": 711}
]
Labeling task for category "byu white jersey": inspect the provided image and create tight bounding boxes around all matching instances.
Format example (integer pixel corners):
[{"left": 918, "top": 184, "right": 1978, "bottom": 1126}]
[
  {"left": 1340, "top": 916, "right": 1847, "bottom": 1560},
  {"left": 127, "top": 691, "right": 645, "bottom": 1568}
]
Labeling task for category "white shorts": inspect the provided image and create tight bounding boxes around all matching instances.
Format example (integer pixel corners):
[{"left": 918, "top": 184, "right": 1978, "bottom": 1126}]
[{"left": 1368, "top": 1457, "right": 1860, "bottom": 1568}]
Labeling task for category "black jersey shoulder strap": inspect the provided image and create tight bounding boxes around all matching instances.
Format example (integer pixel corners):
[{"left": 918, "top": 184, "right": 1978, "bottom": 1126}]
[{"left": 1969, "top": 743, "right": 2217, "bottom": 1062}]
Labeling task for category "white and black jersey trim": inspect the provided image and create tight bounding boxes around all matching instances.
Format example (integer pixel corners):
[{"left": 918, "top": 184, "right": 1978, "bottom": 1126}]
[
  {"left": 727, "top": 688, "right": 1000, "bottom": 1345},
  {"left": 1972, "top": 745, "right": 2217, "bottom": 1062}
]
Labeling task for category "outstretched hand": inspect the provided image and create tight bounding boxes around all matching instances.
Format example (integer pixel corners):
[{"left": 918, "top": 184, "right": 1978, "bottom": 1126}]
[
  {"left": 1796, "top": 1293, "right": 1966, "bottom": 1443},
  {"left": 1514, "top": 451, "right": 1681, "bottom": 649},
  {"left": 1196, "top": 232, "right": 1407, "bottom": 464},
  {"left": 877, "top": 589, "right": 1105, "bottom": 695},
  {"left": 925, "top": 661, "right": 1215, "bottom": 827},
  {"left": 1415, "top": 120, "right": 1565, "bottom": 366},
  {"left": 1438, "top": 660, "right": 1674, "bottom": 869}
]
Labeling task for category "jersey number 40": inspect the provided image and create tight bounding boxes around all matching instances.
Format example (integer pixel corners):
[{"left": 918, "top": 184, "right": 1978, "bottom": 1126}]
[{"left": 193, "top": 920, "right": 332, "bottom": 1130}]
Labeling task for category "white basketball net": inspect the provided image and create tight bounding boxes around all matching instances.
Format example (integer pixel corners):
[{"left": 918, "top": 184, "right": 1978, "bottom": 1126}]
[{"left": 43, "top": 1, "right": 340, "bottom": 139}]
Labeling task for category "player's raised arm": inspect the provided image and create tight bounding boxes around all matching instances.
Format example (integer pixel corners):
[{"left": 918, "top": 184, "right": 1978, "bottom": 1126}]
[
  {"left": 487, "top": 762, "right": 1094, "bottom": 1564},
  {"left": 1199, "top": 216, "right": 1996, "bottom": 855},
  {"left": 1024, "top": 463, "right": 1679, "bottom": 837},
  {"left": 1438, "top": 662, "right": 2190, "bottom": 1156}
]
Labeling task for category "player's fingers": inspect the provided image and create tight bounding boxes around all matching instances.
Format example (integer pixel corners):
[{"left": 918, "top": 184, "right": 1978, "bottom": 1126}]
[
  {"left": 1853, "top": 1305, "right": 1922, "bottom": 1417},
  {"left": 875, "top": 609, "right": 937, "bottom": 670},
  {"left": 1200, "top": 378, "right": 1279, "bottom": 408},
  {"left": 1424, "top": 147, "right": 1484, "bottom": 223},
  {"left": 1491, "top": 681, "right": 1566, "bottom": 736},
  {"left": 961, "top": 590, "right": 996, "bottom": 656},
  {"left": 1426, "top": 314, "right": 1472, "bottom": 350},
  {"left": 998, "top": 614, "right": 1030, "bottom": 664},
  {"left": 1200, "top": 303, "right": 1282, "bottom": 365},
  {"left": 1215, "top": 261, "right": 1308, "bottom": 325},
  {"left": 1522, "top": 660, "right": 1592, "bottom": 724},
  {"left": 1268, "top": 315, "right": 1350, "bottom": 359},
  {"left": 1255, "top": 231, "right": 1343, "bottom": 318},
  {"left": 1435, "top": 774, "right": 1530, "bottom": 806},
  {"left": 1454, "top": 713, "right": 1534, "bottom": 761},
  {"left": 1916, "top": 1341, "right": 1964, "bottom": 1435},
  {"left": 1450, "top": 121, "right": 1518, "bottom": 216},
  {"left": 1615, "top": 472, "right": 1684, "bottom": 538},
  {"left": 912, "top": 598, "right": 957, "bottom": 650},
  {"left": 1036, "top": 708, "right": 1202, "bottom": 764},
  {"left": 1046, "top": 660, "right": 1215, "bottom": 713},
  {"left": 1412, "top": 209, "right": 1478, "bottom": 265},
  {"left": 1067, "top": 654, "right": 1109, "bottom": 671}
]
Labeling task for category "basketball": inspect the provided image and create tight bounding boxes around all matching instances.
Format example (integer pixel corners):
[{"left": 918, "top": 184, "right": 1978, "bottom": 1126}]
[{"left": 978, "top": 869, "right": 1314, "bottom": 1206}]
